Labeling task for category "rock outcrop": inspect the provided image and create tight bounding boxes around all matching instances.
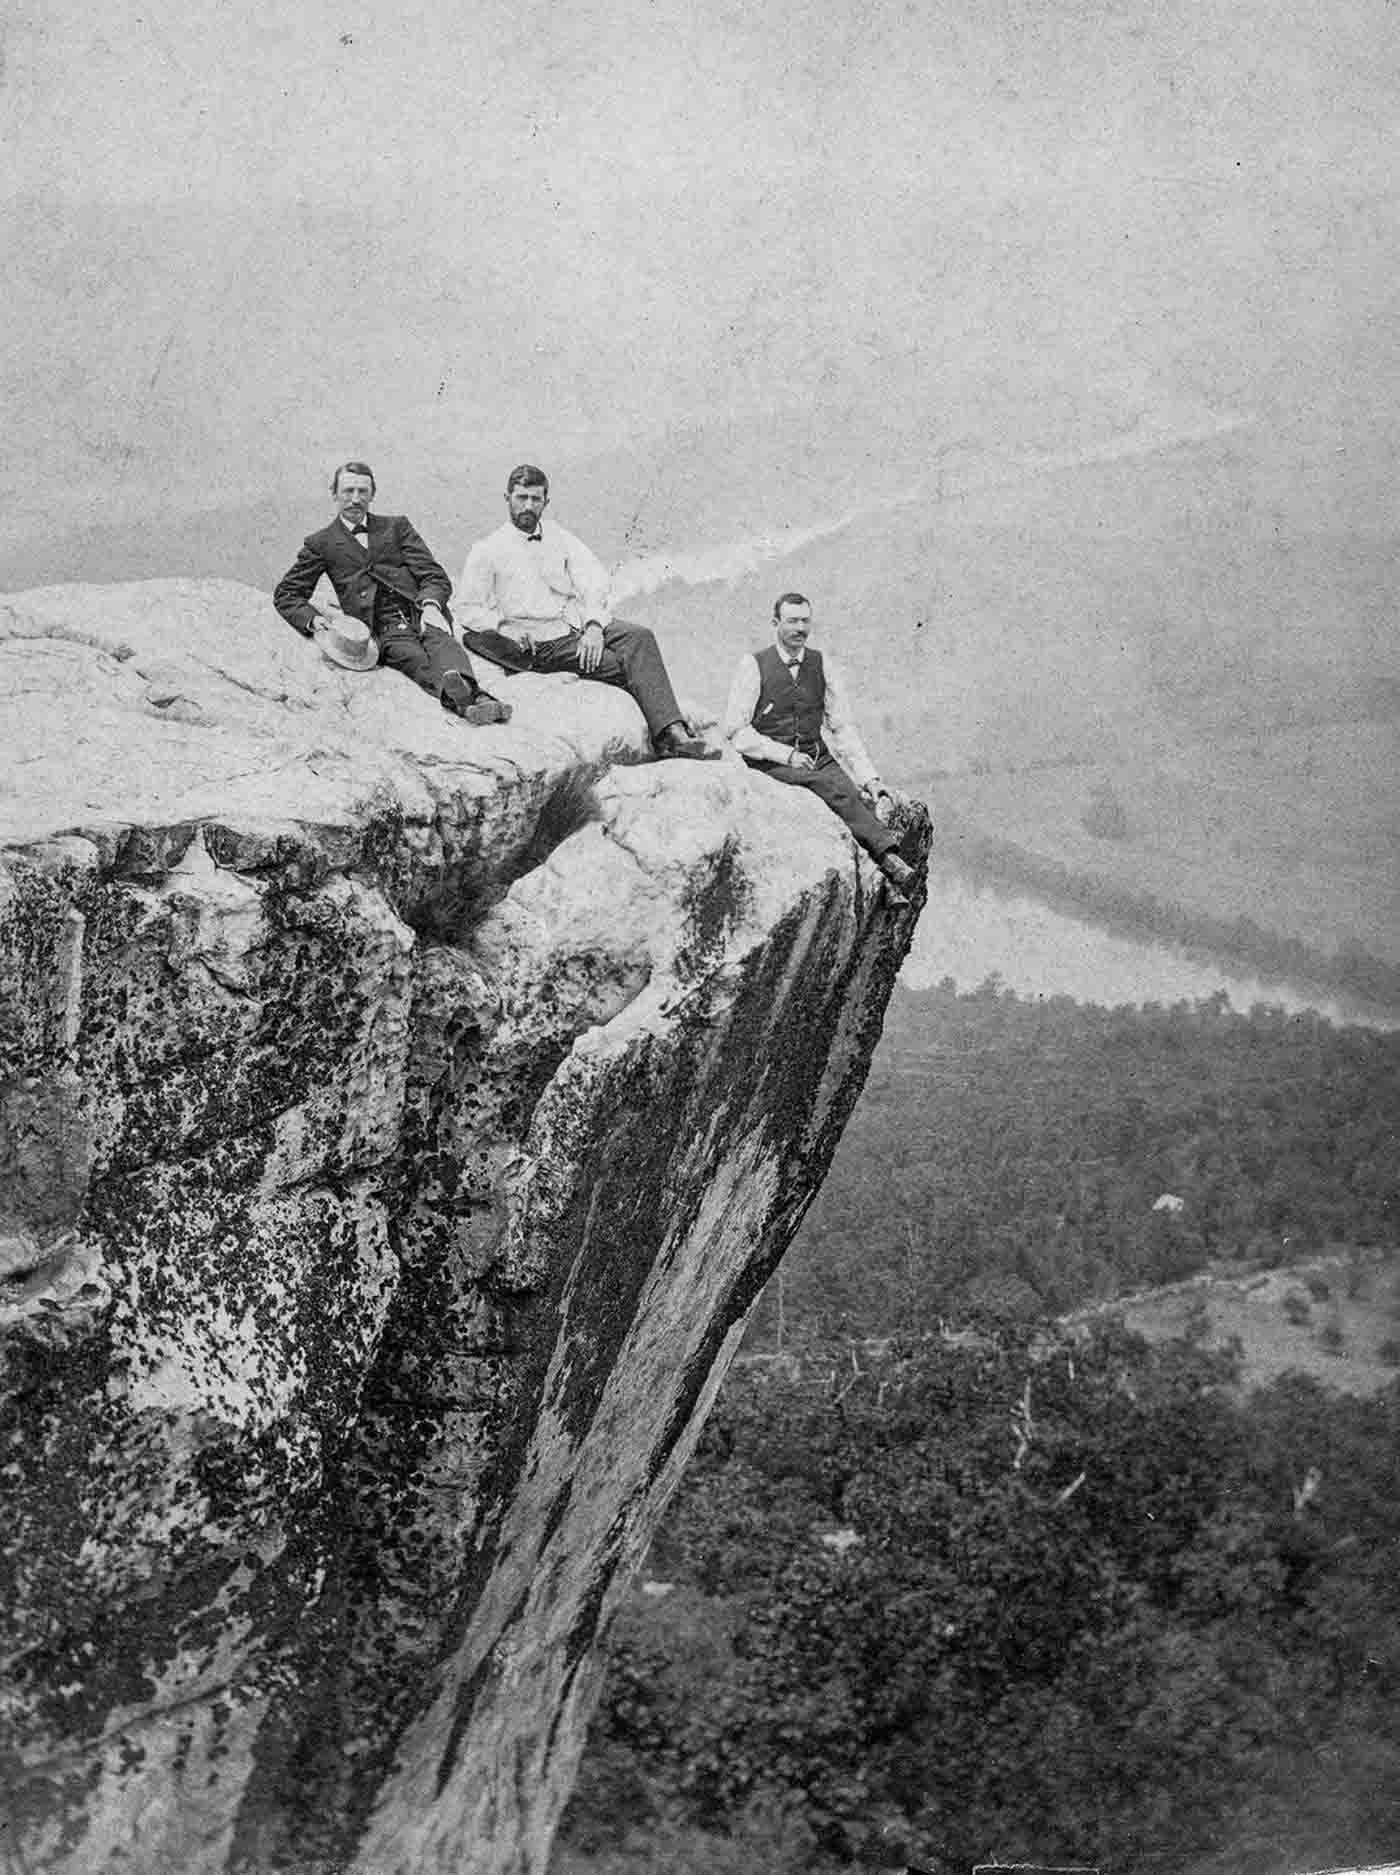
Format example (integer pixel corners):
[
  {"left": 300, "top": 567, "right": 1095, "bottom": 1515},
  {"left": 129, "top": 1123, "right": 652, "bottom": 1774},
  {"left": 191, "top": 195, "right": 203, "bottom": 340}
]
[{"left": 0, "top": 581, "right": 927, "bottom": 1874}]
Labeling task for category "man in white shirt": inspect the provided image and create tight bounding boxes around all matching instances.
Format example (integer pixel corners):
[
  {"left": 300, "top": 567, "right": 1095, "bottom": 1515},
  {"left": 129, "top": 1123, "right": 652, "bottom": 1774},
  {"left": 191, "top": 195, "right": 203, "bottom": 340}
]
[
  {"left": 723, "top": 592, "right": 917, "bottom": 900},
  {"left": 456, "top": 465, "right": 716, "bottom": 760}
]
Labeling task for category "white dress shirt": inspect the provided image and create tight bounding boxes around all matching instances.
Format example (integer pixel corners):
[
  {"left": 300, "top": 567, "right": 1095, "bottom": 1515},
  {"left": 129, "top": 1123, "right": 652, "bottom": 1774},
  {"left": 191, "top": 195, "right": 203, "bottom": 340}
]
[
  {"left": 722, "top": 647, "right": 881, "bottom": 790},
  {"left": 456, "top": 518, "right": 613, "bottom": 645}
]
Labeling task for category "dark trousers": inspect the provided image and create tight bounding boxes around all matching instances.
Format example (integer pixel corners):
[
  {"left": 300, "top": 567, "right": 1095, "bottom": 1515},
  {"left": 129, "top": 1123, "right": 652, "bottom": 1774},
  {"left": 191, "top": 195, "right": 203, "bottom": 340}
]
[
  {"left": 745, "top": 752, "right": 897, "bottom": 860},
  {"left": 375, "top": 622, "right": 486, "bottom": 711},
  {"left": 527, "top": 622, "right": 682, "bottom": 739}
]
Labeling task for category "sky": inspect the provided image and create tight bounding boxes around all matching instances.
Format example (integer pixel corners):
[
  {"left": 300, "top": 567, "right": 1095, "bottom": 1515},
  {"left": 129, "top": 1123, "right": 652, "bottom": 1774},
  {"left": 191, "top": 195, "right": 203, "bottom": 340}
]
[{"left": 3, "top": 0, "right": 1399, "bottom": 567}]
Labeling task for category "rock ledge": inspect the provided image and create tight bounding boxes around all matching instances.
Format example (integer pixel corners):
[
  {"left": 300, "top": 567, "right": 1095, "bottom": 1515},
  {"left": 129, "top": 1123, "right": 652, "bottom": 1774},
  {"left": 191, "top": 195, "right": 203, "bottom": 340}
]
[{"left": 1, "top": 581, "right": 926, "bottom": 1875}]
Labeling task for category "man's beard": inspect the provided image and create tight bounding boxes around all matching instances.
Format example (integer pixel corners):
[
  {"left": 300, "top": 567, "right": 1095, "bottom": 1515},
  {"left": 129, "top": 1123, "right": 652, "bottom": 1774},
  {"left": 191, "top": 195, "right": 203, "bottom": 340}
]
[{"left": 509, "top": 509, "right": 540, "bottom": 533}]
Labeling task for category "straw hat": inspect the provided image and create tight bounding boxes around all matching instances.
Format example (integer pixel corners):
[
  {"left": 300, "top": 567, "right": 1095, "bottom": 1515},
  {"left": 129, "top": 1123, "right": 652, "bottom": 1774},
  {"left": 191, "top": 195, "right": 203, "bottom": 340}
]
[{"left": 313, "top": 608, "right": 379, "bottom": 672}]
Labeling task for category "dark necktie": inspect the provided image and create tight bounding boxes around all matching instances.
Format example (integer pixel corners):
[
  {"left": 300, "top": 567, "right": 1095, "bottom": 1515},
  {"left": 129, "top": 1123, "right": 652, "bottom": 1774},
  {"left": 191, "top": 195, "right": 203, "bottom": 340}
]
[{"left": 786, "top": 659, "right": 802, "bottom": 678}]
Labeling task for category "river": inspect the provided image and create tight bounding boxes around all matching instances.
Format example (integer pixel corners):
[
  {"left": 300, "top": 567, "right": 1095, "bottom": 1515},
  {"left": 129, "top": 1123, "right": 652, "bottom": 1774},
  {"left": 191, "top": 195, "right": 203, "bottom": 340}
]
[{"left": 901, "top": 869, "right": 1393, "bottom": 1029}]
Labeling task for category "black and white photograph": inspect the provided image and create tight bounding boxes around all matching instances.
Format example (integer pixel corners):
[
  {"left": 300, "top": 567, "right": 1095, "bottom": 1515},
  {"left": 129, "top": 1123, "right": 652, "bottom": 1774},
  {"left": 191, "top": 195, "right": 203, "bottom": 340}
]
[{"left": 2, "top": 1, "right": 1397, "bottom": 1870}]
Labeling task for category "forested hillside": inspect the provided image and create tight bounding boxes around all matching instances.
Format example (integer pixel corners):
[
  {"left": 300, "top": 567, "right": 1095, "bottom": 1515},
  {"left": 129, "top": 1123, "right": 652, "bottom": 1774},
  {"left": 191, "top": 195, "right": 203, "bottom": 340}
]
[
  {"left": 754, "top": 982, "right": 1400, "bottom": 1347},
  {"left": 556, "top": 1332, "right": 1400, "bottom": 1875},
  {"left": 555, "top": 985, "right": 1400, "bottom": 1875}
]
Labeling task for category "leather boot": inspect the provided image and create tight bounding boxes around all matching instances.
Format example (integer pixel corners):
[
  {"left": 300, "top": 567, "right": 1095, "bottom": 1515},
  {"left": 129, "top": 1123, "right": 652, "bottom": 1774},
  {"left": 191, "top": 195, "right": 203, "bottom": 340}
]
[
  {"left": 655, "top": 721, "right": 720, "bottom": 761},
  {"left": 441, "top": 671, "right": 512, "bottom": 726},
  {"left": 879, "top": 851, "right": 916, "bottom": 906}
]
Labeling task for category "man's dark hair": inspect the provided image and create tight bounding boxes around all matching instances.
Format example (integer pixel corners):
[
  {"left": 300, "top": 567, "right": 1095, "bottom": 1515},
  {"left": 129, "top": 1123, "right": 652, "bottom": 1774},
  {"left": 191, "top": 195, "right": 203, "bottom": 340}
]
[
  {"left": 506, "top": 463, "right": 549, "bottom": 496},
  {"left": 331, "top": 460, "right": 376, "bottom": 497},
  {"left": 773, "top": 591, "right": 811, "bottom": 619}
]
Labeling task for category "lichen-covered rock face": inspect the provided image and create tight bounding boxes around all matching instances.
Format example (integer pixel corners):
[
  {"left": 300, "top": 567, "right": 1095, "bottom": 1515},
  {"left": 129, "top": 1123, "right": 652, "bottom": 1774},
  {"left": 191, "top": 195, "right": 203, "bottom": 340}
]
[{"left": 1, "top": 582, "right": 927, "bottom": 1874}]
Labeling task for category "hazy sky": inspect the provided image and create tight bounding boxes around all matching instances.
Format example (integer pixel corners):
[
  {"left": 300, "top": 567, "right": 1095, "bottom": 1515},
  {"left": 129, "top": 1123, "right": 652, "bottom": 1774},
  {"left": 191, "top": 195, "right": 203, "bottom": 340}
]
[{"left": 4, "top": 0, "right": 1399, "bottom": 549}]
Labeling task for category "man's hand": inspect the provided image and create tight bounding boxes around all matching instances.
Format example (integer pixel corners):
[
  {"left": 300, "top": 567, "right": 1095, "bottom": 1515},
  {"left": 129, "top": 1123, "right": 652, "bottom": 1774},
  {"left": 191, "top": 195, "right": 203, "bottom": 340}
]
[
  {"left": 419, "top": 602, "right": 449, "bottom": 636},
  {"left": 788, "top": 749, "right": 817, "bottom": 773},
  {"left": 871, "top": 783, "right": 910, "bottom": 824},
  {"left": 577, "top": 620, "right": 605, "bottom": 674}
]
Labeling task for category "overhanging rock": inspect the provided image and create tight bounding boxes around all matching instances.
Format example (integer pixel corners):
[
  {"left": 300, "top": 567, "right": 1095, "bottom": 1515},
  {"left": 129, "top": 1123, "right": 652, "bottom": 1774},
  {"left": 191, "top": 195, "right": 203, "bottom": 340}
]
[{"left": 0, "top": 580, "right": 928, "bottom": 1874}]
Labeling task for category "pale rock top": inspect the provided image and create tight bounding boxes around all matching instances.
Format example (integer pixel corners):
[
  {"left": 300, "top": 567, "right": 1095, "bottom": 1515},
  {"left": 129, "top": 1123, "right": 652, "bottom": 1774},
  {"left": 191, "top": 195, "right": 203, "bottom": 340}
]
[{"left": 1, "top": 576, "right": 887, "bottom": 907}]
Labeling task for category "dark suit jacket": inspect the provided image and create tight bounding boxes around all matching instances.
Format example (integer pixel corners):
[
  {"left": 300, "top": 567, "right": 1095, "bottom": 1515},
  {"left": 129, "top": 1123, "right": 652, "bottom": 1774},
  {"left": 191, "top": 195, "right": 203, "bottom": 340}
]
[{"left": 273, "top": 514, "right": 453, "bottom": 639}]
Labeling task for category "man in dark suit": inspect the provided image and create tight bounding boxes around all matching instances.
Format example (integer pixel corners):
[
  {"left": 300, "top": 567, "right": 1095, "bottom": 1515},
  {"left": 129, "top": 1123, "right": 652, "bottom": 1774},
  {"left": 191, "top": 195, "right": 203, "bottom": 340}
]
[{"left": 274, "top": 462, "right": 510, "bottom": 726}]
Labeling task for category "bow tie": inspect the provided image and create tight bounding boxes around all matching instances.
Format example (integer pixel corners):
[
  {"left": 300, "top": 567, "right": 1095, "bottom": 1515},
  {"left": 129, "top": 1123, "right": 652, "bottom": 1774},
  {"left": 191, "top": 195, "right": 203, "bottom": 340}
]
[{"left": 525, "top": 532, "right": 543, "bottom": 544}]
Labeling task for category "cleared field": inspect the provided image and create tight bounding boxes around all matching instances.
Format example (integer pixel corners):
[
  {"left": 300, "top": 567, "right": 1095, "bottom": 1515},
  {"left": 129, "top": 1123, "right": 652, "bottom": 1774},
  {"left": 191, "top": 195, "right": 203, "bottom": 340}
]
[{"left": 1087, "top": 1246, "right": 1400, "bottom": 1398}]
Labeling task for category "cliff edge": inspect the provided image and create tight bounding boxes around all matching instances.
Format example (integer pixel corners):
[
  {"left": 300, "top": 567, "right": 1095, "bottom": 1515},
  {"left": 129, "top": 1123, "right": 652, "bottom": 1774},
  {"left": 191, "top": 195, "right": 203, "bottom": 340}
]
[{"left": 0, "top": 580, "right": 928, "bottom": 1874}]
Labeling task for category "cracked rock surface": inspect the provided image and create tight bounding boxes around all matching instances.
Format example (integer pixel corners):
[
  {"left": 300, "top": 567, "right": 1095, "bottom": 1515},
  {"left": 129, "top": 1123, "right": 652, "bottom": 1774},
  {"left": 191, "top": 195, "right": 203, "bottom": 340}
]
[{"left": 1, "top": 580, "right": 927, "bottom": 1874}]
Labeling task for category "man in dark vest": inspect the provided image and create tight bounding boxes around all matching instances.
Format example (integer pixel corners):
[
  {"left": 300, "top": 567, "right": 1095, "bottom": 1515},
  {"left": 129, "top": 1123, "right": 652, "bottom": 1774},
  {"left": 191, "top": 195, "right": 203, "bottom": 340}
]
[
  {"left": 723, "top": 591, "right": 917, "bottom": 901},
  {"left": 273, "top": 461, "right": 511, "bottom": 725}
]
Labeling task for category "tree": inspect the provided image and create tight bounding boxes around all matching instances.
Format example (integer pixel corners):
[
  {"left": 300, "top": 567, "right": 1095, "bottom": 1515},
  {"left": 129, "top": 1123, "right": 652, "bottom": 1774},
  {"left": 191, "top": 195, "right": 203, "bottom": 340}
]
[{"left": 562, "top": 1334, "right": 1400, "bottom": 1874}]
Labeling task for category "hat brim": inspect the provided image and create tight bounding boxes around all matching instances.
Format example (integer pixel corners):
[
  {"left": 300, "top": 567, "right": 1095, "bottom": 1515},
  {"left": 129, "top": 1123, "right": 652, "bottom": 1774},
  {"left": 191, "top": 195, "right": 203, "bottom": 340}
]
[
  {"left": 313, "top": 619, "right": 380, "bottom": 672},
  {"left": 318, "top": 642, "right": 380, "bottom": 672}
]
